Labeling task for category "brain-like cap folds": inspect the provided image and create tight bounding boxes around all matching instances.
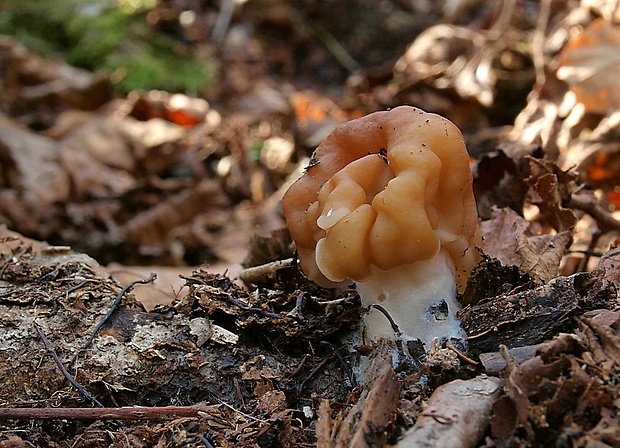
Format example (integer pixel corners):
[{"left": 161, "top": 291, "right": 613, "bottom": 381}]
[{"left": 282, "top": 106, "right": 480, "bottom": 290}]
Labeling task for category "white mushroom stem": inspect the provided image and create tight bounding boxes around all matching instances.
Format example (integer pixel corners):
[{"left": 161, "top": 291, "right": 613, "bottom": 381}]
[{"left": 355, "top": 249, "right": 466, "bottom": 349}]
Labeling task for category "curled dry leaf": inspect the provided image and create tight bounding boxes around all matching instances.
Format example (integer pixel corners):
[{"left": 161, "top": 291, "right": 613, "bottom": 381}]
[
  {"left": 515, "top": 231, "right": 571, "bottom": 283},
  {"left": 0, "top": 36, "right": 110, "bottom": 116},
  {"left": 119, "top": 180, "right": 229, "bottom": 247},
  {"left": 597, "top": 245, "right": 620, "bottom": 288},
  {"left": 492, "top": 315, "right": 620, "bottom": 446},
  {"left": 525, "top": 157, "right": 578, "bottom": 233},
  {"left": 394, "top": 17, "right": 535, "bottom": 122},
  {"left": 481, "top": 207, "right": 570, "bottom": 282},
  {"left": 0, "top": 114, "right": 70, "bottom": 210},
  {"left": 473, "top": 147, "right": 530, "bottom": 219},
  {"left": 557, "top": 18, "right": 620, "bottom": 115}
]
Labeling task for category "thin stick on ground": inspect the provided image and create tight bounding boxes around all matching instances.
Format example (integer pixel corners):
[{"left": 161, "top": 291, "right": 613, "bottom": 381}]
[
  {"left": 33, "top": 322, "right": 104, "bottom": 408},
  {"left": 80, "top": 272, "right": 157, "bottom": 352},
  {"left": 0, "top": 405, "right": 214, "bottom": 421}
]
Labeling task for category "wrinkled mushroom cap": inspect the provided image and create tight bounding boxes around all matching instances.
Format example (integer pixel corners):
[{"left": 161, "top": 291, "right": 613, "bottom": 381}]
[{"left": 282, "top": 106, "right": 481, "bottom": 290}]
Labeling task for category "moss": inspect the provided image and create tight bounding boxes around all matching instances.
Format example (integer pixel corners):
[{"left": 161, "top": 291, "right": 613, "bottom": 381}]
[{"left": 0, "top": 0, "right": 213, "bottom": 93}]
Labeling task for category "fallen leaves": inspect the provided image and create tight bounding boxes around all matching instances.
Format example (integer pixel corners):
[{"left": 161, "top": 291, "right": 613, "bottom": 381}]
[
  {"left": 481, "top": 208, "right": 571, "bottom": 282},
  {"left": 0, "top": 0, "right": 619, "bottom": 447},
  {"left": 557, "top": 18, "right": 620, "bottom": 114},
  {"left": 491, "top": 310, "right": 620, "bottom": 447}
]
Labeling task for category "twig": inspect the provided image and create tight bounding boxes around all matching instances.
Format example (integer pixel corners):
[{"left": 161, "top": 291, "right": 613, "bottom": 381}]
[
  {"left": 532, "top": 0, "right": 551, "bottom": 85},
  {"left": 80, "top": 273, "right": 157, "bottom": 352},
  {"left": 371, "top": 304, "right": 402, "bottom": 336},
  {"left": 226, "top": 294, "right": 283, "bottom": 319},
  {"left": 211, "top": 0, "right": 235, "bottom": 44},
  {"left": 287, "top": 354, "right": 310, "bottom": 378},
  {"left": 398, "top": 376, "right": 502, "bottom": 447},
  {"left": 0, "top": 405, "right": 214, "bottom": 421},
  {"left": 297, "top": 356, "right": 335, "bottom": 395},
  {"left": 33, "top": 323, "right": 104, "bottom": 408},
  {"left": 207, "top": 392, "right": 267, "bottom": 424},
  {"left": 320, "top": 341, "right": 357, "bottom": 387},
  {"left": 570, "top": 194, "right": 620, "bottom": 233},
  {"left": 312, "top": 24, "right": 360, "bottom": 73},
  {"left": 446, "top": 342, "right": 479, "bottom": 366},
  {"left": 238, "top": 258, "right": 294, "bottom": 286},
  {"left": 296, "top": 292, "right": 306, "bottom": 321},
  {"left": 55, "top": 279, "right": 96, "bottom": 301},
  {"left": 199, "top": 435, "right": 215, "bottom": 448}
]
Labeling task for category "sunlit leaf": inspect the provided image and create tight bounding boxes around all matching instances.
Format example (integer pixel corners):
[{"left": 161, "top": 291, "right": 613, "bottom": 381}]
[{"left": 558, "top": 18, "right": 620, "bottom": 114}]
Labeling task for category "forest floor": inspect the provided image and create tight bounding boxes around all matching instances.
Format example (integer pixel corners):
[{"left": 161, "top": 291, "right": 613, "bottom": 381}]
[{"left": 0, "top": 0, "right": 619, "bottom": 447}]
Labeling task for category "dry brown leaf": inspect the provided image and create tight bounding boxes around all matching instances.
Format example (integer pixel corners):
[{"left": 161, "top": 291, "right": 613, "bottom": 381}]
[
  {"left": 0, "top": 113, "right": 70, "bottom": 209},
  {"left": 119, "top": 180, "right": 228, "bottom": 247},
  {"left": 480, "top": 207, "right": 530, "bottom": 268},
  {"left": 525, "top": 158, "right": 578, "bottom": 232},
  {"left": 515, "top": 231, "right": 571, "bottom": 282},
  {"left": 597, "top": 245, "right": 620, "bottom": 287},
  {"left": 481, "top": 207, "right": 571, "bottom": 282},
  {"left": 474, "top": 149, "right": 529, "bottom": 220},
  {"left": 558, "top": 18, "right": 620, "bottom": 114},
  {"left": 0, "top": 36, "right": 110, "bottom": 116}
]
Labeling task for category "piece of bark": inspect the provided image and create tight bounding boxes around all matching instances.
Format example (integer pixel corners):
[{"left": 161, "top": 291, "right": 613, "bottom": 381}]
[
  {"left": 316, "top": 343, "right": 401, "bottom": 448},
  {"left": 461, "top": 271, "right": 616, "bottom": 354},
  {"left": 479, "top": 345, "right": 540, "bottom": 375},
  {"left": 396, "top": 376, "right": 502, "bottom": 448}
]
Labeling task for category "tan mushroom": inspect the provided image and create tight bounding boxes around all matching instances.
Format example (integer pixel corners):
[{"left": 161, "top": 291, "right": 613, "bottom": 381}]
[{"left": 282, "top": 106, "right": 481, "bottom": 348}]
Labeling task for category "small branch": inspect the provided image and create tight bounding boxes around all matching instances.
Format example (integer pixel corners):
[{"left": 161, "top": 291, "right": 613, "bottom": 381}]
[
  {"left": 372, "top": 304, "right": 402, "bottom": 336},
  {"left": 55, "top": 279, "right": 97, "bottom": 301},
  {"left": 294, "top": 291, "right": 306, "bottom": 321},
  {"left": 226, "top": 294, "right": 283, "bottom": 319},
  {"left": 570, "top": 194, "right": 620, "bottom": 233},
  {"left": 396, "top": 376, "right": 502, "bottom": 448},
  {"left": 446, "top": 342, "right": 479, "bottom": 366},
  {"left": 33, "top": 323, "right": 104, "bottom": 408},
  {"left": 312, "top": 24, "right": 360, "bottom": 73},
  {"left": 0, "top": 405, "right": 214, "bottom": 421},
  {"left": 532, "top": 0, "right": 552, "bottom": 85},
  {"left": 287, "top": 354, "right": 310, "bottom": 378},
  {"left": 297, "top": 356, "right": 335, "bottom": 395},
  {"left": 211, "top": 0, "right": 235, "bottom": 44},
  {"left": 238, "top": 258, "right": 294, "bottom": 286},
  {"left": 207, "top": 392, "right": 268, "bottom": 424},
  {"left": 80, "top": 273, "right": 157, "bottom": 352},
  {"left": 320, "top": 341, "right": 357, "bottom": 387}
]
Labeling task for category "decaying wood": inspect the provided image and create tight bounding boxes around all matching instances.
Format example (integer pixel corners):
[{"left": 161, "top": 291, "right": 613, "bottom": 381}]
[
  {"left": 316, "top": 343, "right": 401, "bottom": 448},
  {"left": 479, "top": 344, "right": 540, "bottom": 375},
  {"left": 461, "top": 271, "right": 616, "bottom": 354},
  {"left": 396, "top": 376, "right": 502, "bottom": 448},
  {"left": 238, "top": 257, "right": 294, "bottom": 286}
]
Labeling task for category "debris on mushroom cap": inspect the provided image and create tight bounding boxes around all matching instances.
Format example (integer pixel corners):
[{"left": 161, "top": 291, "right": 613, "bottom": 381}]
[{"left": 282, "top": 106, "right": 481, "bottom": 291}]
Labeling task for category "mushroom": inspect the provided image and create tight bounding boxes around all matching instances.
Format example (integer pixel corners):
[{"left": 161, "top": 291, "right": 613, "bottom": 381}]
[{"left": 282, "top": 106, "right": 481, "bottom": 349}]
